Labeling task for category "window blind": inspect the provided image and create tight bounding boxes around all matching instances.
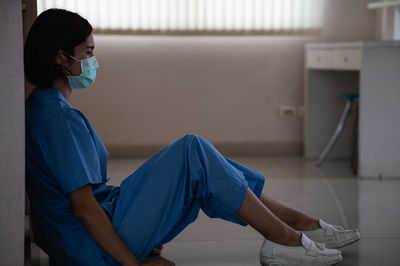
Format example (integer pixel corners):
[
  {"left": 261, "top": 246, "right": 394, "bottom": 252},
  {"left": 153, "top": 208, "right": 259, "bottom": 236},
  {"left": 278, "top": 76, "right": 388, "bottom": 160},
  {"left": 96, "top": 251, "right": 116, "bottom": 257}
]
[{"left": 37, "top": 0, "right": 324, "bottom": 34}]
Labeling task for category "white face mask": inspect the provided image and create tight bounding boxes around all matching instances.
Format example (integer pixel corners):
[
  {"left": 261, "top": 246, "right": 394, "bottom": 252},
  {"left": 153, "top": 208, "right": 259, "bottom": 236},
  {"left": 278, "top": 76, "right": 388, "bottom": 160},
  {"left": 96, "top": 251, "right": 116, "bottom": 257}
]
[{"left": 62, "top": 52, "right": 99, "bottom": 89}]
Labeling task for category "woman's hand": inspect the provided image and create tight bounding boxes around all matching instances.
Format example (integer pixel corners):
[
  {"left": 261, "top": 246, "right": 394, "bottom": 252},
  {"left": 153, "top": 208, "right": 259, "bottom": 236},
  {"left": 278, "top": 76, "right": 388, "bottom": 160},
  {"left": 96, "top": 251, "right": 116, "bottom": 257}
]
[
  {"left": 140, "top": 257, "right": 175, "bottom": 266},
  {"left": 147, "top": 246, "right": 163, "bottom": 257}
]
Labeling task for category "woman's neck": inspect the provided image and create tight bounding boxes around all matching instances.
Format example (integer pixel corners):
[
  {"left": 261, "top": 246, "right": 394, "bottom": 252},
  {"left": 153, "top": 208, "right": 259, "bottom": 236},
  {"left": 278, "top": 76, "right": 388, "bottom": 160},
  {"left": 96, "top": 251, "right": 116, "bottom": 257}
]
[{"left": 52, "top": 78, "right": 72, "bottom": 100}]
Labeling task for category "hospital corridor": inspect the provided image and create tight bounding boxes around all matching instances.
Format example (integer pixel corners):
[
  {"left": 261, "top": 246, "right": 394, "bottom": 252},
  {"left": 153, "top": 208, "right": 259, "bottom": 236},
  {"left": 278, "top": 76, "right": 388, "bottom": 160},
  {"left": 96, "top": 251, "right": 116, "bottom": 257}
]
[{"left": 1, "top": 0, "right": 400, "bottom": 265}]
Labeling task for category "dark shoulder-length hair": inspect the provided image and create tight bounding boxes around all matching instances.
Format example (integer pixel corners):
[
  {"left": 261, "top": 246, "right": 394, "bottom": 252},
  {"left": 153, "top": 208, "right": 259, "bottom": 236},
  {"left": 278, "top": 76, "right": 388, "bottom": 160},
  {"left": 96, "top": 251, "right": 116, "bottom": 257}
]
[{"left": 24, "top": 9, "right": 93, "bottom": 88}]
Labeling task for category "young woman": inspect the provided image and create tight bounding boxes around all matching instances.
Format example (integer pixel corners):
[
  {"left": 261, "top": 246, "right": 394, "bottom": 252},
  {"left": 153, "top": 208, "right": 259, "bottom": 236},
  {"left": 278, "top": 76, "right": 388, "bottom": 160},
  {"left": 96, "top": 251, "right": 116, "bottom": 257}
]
[{"left": 25, "top": 9, "right": 360, "bottom": 266}]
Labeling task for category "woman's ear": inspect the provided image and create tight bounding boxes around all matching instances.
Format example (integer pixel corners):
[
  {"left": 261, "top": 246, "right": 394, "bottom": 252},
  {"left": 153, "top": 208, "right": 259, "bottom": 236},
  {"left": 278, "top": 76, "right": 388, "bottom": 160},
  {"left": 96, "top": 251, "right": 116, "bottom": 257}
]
[{"left": 55, "top": 50, "right": 68, "bottom": 65}]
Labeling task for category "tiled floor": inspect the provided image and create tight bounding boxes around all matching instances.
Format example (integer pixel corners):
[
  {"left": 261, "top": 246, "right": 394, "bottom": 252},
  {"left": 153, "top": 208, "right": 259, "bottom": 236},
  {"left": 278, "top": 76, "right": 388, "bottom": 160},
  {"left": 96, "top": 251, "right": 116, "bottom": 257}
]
[{"left": 36, "top": 156, "right": 400, "bottom": 265}]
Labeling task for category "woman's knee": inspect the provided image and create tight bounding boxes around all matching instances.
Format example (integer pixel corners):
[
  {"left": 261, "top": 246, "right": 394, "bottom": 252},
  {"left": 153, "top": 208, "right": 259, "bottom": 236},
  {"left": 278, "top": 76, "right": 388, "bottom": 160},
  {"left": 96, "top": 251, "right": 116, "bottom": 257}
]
[
  {"left": 168, "top": 134, "right": 200, "bottom": 152},
  {"left": 181, "top": 133, "right": 201, "bottom": 145},
  {"left": 184, "top": 133, "right": 199, "bottom": 140},
  {"left": 174, "top": 134, "right": 213, "bottom": 155}
]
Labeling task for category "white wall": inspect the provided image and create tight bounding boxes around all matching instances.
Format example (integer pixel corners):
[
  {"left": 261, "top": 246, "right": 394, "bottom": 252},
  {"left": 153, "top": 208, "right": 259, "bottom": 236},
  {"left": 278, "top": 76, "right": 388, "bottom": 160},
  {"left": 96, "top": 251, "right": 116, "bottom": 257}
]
[
  {"left": 69, "top": 0, "right": 377, "bottom": 156},
  {"left": 0, "top": 0, "right": 25, "bottom": 265},
  {"left": 71, "top": 36, "right": 309, "bottom": 146}
]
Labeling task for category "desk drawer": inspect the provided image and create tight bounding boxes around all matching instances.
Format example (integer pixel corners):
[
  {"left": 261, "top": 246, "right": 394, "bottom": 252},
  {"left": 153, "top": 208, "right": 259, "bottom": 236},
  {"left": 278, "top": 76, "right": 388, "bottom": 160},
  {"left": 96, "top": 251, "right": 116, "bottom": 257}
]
[
  {"left": 333, "top": 49, "right": 362, "bottom": 70},
  {"left": 307, "top": 48, "right": 363, "bottom": 70},
  {"left": 307, "top": 50, "right": 334, "bottom": 69}
]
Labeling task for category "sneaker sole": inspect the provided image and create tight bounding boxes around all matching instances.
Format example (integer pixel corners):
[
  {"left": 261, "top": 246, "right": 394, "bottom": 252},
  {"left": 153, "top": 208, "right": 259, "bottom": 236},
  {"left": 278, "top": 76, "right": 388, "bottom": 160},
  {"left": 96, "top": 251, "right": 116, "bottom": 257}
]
[
  {"left": 260, "top": 255, "right": 343, "bottom": 266},
  {"left": 261, "top": 262, "right": 342, "bottom": 266},
  {"left": 326, "top": 234, "right": 361, "bottom": 249}
]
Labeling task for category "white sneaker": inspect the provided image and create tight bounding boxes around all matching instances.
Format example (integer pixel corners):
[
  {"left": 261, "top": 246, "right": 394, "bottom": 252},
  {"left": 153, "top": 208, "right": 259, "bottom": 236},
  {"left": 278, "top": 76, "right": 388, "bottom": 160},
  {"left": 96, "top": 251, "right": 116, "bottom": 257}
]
[
  {"left": 303, "top": 219, "right": 360, "bottom": 249},
  {"left": 259, "top": 233, "right": 342, "bottom": 266}
]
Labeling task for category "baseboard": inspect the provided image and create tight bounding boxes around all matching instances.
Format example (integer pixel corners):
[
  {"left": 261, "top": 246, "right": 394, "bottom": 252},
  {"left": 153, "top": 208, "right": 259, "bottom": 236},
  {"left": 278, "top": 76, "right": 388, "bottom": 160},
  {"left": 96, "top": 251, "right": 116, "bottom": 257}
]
[{"left": 107, "top": 142, "right": 303, "bottom": 158}]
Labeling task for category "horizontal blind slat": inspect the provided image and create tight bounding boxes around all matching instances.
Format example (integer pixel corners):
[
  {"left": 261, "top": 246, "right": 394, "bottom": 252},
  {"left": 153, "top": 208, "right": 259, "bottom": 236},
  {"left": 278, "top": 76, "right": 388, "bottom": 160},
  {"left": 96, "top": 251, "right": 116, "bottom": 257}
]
[{"left": 38, "top": 0, "right": 323, "bottom": 33}]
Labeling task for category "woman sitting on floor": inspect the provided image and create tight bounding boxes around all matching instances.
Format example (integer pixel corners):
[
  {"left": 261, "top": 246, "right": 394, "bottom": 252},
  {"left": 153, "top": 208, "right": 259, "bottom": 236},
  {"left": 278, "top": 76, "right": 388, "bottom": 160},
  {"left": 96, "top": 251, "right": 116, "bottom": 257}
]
[{"left": 24, "top": 8, "right": 360, "bottom": 266}]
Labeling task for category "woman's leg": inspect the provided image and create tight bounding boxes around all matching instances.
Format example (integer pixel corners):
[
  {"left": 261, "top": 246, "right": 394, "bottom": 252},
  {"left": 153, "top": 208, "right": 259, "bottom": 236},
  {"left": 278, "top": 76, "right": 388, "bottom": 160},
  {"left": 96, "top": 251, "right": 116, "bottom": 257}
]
[
  {"left": 236, "top": 188, "right": 302, "bottom": 246},
  {"left": 259, "top": 192, "right": 320, "bottom": 231},
  {"left": 113, "top": 134, "right": 315, "bottom": 260},
  {"left": 112, "top": 134, "right": 265, "bottom": 261},
  {"left": 147, "top": 191, "right": 319, "bottom": 256}
]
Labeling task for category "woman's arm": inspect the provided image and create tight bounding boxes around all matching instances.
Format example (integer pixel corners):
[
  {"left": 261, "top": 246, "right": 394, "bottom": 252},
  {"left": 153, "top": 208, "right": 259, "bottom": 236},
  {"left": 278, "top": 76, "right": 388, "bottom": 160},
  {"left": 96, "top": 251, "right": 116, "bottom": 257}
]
[
  {"left": 68, "top": 184, "right": 141, "bottom": 266},
  {"left": 69, "top": 185, "right": 175, "bottom": 265}
]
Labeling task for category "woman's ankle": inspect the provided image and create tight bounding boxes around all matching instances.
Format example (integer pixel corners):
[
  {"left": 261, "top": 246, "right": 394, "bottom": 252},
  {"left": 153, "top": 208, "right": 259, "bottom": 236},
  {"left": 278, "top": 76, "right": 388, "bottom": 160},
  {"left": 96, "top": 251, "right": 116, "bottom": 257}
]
[
  {"left": 284, "top": 232, "right": 302, "bottom": 247},
  {"left": 291, "top": 216, "right": 320, "bottom": 231},
  {"left": 269, "top": 228, "right": 302, "bottom": 247}
]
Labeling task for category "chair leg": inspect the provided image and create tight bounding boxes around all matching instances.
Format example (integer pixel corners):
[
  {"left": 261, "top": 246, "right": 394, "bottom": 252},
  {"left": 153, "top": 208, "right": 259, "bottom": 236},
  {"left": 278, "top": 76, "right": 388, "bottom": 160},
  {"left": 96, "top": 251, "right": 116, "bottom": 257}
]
[
  {"left": 316, "top": 100, "right": 353, "bottom": 167},
  {"left": 350, "top": 108, "right": 359, "bottom": 175}
]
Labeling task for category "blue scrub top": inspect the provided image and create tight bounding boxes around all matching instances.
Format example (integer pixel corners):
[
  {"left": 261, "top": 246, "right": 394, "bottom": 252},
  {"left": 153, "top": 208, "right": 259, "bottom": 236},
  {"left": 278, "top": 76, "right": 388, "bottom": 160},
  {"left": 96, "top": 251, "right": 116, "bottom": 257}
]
[{"left": 25, "top": 88, "right": 119, "bottom": 265}]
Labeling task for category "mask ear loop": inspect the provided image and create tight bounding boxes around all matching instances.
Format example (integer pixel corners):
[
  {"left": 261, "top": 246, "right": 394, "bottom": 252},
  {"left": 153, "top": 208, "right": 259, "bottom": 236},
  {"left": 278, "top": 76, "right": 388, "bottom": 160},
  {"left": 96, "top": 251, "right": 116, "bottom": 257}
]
[
  {"left": 61, "top": 50, "right": 80, "bottom": 63},
  {"left": 59, "top": 50, "right": 80, "bottom": 76},
  {"left": 58, "top": 64, "right": 73, "bottom": 76}
]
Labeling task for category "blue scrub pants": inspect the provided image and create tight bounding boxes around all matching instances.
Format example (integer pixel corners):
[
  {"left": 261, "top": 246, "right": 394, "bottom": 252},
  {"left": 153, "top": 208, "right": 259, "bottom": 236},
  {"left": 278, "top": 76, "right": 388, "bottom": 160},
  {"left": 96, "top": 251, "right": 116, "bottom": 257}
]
[{"left": 105, "top": 134, "right": 265, "bottom": 263}]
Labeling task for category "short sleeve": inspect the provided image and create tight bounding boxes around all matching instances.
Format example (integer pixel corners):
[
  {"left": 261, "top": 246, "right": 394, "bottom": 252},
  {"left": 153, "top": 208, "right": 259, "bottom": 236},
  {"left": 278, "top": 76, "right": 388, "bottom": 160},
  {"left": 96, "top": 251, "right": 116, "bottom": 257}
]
[{"left": 34, "top": 109, "right": 103, "bottom": 194}]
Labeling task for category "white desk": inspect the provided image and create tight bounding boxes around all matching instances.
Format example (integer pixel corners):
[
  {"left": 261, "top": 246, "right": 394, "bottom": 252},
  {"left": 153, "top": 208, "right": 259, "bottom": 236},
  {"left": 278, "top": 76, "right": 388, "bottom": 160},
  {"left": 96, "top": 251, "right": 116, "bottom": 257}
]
[{"left": 304, "top": 41, "right": 400, "bottom": 178}]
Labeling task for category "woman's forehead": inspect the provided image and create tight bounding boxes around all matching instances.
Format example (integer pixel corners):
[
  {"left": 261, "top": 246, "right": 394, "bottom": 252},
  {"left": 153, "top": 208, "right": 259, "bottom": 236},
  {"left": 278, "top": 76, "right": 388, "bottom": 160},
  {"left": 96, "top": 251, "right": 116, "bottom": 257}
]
[{"left": 87, "top": 34, "right": 94, "bottom": 46}]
